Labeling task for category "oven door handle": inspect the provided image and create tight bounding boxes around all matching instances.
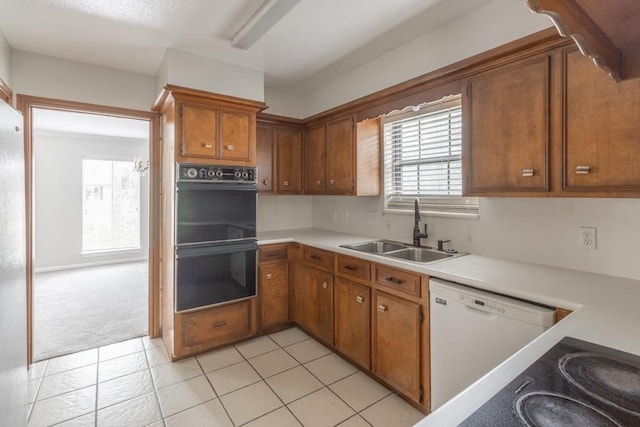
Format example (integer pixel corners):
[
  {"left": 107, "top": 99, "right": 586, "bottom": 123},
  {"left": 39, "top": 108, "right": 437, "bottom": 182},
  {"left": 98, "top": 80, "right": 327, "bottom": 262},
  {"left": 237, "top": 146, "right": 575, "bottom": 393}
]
[{"left": 176, "top": 240, "right": 258, "bottom": 259}]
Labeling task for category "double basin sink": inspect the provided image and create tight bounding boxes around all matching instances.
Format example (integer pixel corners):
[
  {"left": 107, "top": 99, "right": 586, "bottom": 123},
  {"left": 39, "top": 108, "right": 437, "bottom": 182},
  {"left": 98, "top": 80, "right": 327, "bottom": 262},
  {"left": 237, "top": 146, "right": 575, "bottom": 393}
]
[{"left": 340, "top": 240, "right": 465, "bottom": 264}]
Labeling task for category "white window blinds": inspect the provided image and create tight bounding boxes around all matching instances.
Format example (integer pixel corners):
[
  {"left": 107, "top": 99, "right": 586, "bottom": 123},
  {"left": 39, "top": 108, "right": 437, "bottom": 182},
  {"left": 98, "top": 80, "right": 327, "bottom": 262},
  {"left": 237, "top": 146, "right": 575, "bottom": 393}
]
[{"left": 383, "top": 95, "right": 478, "bottom": 217}]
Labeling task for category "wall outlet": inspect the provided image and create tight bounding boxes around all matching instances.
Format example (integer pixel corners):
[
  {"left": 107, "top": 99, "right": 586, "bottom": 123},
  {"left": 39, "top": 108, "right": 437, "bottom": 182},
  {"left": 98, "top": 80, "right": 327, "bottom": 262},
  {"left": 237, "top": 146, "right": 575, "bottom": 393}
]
[
  {"left": 579, "top": 226, "right": 597, "bottom": 249},
  {"left": 368, "top": 212, "right": 378, "bottom": 226},
  {"left": 342, "top": 210, "right": 349, "bottom": 222},
  {"left": 330, "top": 210, "right": 337, "bottom": 222}
]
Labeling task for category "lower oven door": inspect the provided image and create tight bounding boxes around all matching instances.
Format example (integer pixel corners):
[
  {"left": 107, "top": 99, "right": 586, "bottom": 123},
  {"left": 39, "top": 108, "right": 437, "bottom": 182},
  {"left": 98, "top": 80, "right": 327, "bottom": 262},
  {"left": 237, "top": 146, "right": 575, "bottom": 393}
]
[{"left": 175, "top": 240, "right": 257, "bottom": 313}]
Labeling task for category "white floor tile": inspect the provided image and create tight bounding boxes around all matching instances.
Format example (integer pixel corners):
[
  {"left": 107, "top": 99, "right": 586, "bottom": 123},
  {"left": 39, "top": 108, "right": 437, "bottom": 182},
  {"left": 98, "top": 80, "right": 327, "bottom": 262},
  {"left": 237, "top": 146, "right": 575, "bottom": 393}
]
[
  {"left": 96, "top": 392, "right": 161, "bottom": 427},
  {"left": 220, "top": 381, "right": 283, "bottom": 425},
  {"left": 55, "top": 412, "right": 96, "bottom": 426},
  {"left": 197, "top": 346, "right": 244, "bottom": 373},
  {"left": 330, "top": 372, "right": 391, "bottom": 412},
  {"left": 288, "top": 387, "right": 355, "bottom": 427},
  {"left": 145, "top": 345, "right": 171, "bottom": 367},
  {"left": 28, "top": 378, "right": 40, "bottom": 403},
  {"left": 99, "top": 337, "right": 144, "bottom": 362},
  {"left": 45, "top": 349, "right": 98, "bottom": 376},
  {"left": 98, "top": 351, "right": 148, "bottom": 383},
  {"left": 265, "top": 366, "right": 323, "bottom": 404},
  {"left": 29, "top": 385, "right": 96, "bottom": 427},
  {"left": 249, "top": 349, "right": 299, "bottom": 378},
  {"left": 304, "top": 354, "right": 358, "bottom": 385},
  {"left": 156, "top": 375, "right": 216, "bottom": 417},
  {"left": 285, "top": 339, "right": 331, "bottom": 364},
  {"left": 142, "top": 336, "right": 164, "bottom": 350},
  {"left": 206, "top": 361, "right": 261, "bottom": 396},
  {"left": 337, "top": 414, "right": 372, "bottom": 427},
  {"left": 97, "top": 370, "right": 154, "bottom": 409},
  {"left": 243, "top": 407, "right": 302, "bottom": 427},
  {"left": 235, "top": 336, "right": 279, "bottom": 359},
  {"left": 150, "top": 357, "right": 202, "bottom": 389},
  {"left": 28, "top": 360, "right": 48, "bottom": 381},
  {"left": 164, "top": 399, "right": 233, "bottom": 427},
  {"left": 360, "top": 394, "right": 425, "bottom": 427},
  {"left": 38, "top": 364, "right": 97, "bottom": 400},
  {"left": 269, "top": 327, "right": 310, "bottom": 347}
]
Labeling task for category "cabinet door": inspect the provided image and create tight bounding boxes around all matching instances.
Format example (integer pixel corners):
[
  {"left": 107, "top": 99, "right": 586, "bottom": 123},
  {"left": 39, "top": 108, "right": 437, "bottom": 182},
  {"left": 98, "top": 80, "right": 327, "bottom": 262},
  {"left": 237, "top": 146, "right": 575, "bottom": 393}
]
[
  {"left": 302, "top": 266, "right": 334, "bottom": 345},
  {"left": 373, "top": 291, "right": 421, "bottom": 403},
  {"left": 181, "top": 104, "right": 218, "bottom": 158},
  {"left": 335, "top": 278, "right": 371, "bottom": 369},
  {"left": 304, "top": 124, "right": 326, "bottom": 194},
  {"left": 220, "top": 109, "right": 252, "bottom": 162},
  {"left": 256, "top": 124, "right": 275, "bottom": 192},
  {"left": 325, "top": 116, "right": 355, "bottom": 194},
  {"left": 563, "top": 50, "right": 640, "bottom": 192},
  {"left": 464, "top": 56, "right": 550, "bottom": 194},
  {"left": 277, "top": 127, "right": 303, "bottom": 193},
  {"left": 259, "top": 263, "right": 288, "bottom": 330}
]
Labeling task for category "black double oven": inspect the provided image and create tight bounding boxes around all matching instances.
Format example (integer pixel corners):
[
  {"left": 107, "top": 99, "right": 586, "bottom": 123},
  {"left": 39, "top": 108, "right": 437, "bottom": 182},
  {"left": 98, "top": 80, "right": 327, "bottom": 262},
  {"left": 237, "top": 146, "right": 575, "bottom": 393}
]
[{"left": 175, "top": 164, "right": 257, "bottom": 313}]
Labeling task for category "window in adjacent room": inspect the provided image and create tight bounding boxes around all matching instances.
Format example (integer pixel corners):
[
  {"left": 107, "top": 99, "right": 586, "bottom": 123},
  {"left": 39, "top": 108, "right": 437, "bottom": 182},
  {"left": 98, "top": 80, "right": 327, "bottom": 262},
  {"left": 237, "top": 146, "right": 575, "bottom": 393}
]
[
  {"left": 82, "top": 158, "right": 141, "bottom": 252},
  {"left": 382, "top": 94, "right": 478, "bottom": 218}
]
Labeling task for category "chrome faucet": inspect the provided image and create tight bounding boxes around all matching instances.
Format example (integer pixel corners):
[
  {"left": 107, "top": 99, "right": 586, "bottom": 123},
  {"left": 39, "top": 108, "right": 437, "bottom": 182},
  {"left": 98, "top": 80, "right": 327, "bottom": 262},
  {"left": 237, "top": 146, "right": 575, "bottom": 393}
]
[{"left": 413, "top": 199, "right": 428, "bottom": 247}]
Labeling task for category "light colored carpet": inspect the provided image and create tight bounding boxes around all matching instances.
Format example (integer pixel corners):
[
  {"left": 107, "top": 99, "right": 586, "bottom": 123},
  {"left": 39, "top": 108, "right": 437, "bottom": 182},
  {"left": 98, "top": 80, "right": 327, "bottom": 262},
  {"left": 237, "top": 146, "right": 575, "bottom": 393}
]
[{"left": 33, "top": 261, "right": 148, "bottom": 361}]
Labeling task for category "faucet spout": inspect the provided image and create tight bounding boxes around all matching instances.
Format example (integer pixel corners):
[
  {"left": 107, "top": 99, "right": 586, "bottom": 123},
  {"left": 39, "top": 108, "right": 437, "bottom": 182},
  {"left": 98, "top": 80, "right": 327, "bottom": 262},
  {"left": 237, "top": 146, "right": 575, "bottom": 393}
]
[{"left": 413, "top": 198, "right": 428, "bottom": 246}]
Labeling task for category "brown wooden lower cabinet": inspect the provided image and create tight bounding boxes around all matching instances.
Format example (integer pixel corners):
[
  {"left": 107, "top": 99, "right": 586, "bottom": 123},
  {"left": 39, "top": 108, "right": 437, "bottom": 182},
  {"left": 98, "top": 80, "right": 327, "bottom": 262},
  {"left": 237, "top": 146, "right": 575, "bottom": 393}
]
[
  {"left": 334, "top": 277, "right": 371, "bottom": 369},
  {"left": 297, "top": 265, "right": 334, "bottom": 346},
  {"left": 372, "top": 290, "right": 422, "bottom": 404},
  {"left": 259, "top": 263, "right": 289, "bottom": 331}
]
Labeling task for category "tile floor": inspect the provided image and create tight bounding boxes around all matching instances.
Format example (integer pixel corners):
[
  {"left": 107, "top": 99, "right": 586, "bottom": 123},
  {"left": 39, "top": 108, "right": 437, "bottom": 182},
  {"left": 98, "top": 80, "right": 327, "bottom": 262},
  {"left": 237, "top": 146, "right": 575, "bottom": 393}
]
[{"left": 28, "top": 327, "right": 426, "bottom": 427}]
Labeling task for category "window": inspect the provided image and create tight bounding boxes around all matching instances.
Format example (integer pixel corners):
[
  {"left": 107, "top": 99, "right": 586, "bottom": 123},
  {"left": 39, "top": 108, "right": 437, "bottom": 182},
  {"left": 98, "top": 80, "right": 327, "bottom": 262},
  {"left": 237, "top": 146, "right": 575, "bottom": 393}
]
[
  {"left": 383, "top": 95, "right": 478, "bottom": 218},
  {"left": 82, "top": 159, "right": 141, "bottom": 252}
]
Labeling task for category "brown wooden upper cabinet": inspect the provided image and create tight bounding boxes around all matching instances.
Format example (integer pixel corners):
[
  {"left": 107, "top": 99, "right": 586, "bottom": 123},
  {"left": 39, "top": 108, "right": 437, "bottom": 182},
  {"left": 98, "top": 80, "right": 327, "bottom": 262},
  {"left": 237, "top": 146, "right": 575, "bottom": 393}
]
[
  {"left": 154, "top": 85, "right": 266, "bottom": 166},
  {"left": 463, "top": 55, "right": 551, "bottom": 195},
  {"left": 303, "top": 115, "right": 381, "bottom": 196},
  {"left": 256, "top": 120, "right": 303, "bottom": 194}
]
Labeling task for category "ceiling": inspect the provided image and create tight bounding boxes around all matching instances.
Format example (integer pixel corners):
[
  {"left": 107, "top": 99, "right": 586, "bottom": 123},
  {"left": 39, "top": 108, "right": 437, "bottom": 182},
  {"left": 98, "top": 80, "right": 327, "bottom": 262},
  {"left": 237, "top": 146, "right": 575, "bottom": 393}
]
[{"left": 0, "top": 0, "right": 493, "bottom": 93}]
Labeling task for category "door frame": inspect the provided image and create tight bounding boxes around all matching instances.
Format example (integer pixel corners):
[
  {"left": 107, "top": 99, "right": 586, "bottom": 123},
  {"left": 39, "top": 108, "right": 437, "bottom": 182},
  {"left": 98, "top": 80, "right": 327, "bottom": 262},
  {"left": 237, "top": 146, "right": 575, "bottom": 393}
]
[{"left": 17, "top": 95, "right": 162, "bottom": 364}]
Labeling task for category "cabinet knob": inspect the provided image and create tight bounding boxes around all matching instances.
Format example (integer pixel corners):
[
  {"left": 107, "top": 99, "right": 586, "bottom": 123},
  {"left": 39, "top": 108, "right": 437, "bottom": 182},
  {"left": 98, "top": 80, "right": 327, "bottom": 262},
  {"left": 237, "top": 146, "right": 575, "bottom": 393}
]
[
  {"left": 262, "top": 179, "right": 269, "bottom": 186},
  {"left": 522, "top": 168, "right": 534, "bottom": 177},
  {"left": 377, "top": 305, "right": 387, "bottom": 312},
  {"left": 329, "top": 179, "right": 335, "bottom": 185},
  {"left": 203, "top": 143, "right": 213, "bottom": 149},
  {"left": 316, "top": 180, "right": 322, "bottom": 185},
  {"left": 225, "top": 145, "right": 234, "bottom": 151},
  {"left": 322, "top": 281, "right": 328, "bottom": 289},
  {"left": 576, "top": 165, "right": 590, "bottom": 174},
  {"left": 356, "top": 296, "right": 364, "bottom": 304},
  {"left": 283, "top": 180, "right": 289, "bottom": 186},
  {"left": 265, "top": 273, "right": 272, "bottom": 279}
]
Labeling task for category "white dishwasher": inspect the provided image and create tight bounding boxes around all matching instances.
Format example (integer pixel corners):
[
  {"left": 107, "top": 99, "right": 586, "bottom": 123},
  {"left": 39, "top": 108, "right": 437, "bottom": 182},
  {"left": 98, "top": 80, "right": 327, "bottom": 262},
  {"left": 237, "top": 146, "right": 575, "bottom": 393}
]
[{"left": 429, "top": 278, "right": 555, "bottom": 410}]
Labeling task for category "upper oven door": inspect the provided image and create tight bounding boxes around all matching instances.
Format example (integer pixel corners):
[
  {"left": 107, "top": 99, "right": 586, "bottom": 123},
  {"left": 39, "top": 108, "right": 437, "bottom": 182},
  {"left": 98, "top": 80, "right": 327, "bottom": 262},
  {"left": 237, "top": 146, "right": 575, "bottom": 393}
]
[{"left": 176, "top": 181, "right": 257, "bottom": 245}]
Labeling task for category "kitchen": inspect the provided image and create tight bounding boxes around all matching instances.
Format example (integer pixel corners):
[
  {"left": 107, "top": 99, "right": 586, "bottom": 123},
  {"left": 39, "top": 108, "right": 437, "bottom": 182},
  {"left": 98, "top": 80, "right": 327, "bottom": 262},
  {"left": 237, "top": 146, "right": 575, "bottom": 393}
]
[{"left": 1, "top": 0, "right": 640, "bottom": 426}]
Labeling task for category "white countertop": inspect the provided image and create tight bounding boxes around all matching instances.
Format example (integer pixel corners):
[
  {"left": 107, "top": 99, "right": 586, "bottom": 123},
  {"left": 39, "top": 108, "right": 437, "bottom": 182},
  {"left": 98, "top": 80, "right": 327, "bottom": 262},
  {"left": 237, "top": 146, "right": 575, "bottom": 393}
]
[{"left": 258, "top": 227, "right": 640, "bottom": 426}]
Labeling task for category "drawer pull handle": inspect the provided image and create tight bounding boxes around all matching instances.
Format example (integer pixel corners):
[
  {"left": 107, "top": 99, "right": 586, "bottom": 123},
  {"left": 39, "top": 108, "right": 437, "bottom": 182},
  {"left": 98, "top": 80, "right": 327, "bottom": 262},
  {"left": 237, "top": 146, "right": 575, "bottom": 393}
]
[
  {"left": 329, "top": 179, "right": 335, "bottom": 185},
  {"left": 203, "top": 143, "right": 213, "bottom": 149},
  {"left": 283, "top": 180, "right": 289, "bottom": 186},
  {"left": 212, "top": 321, "right": 227, "bottom": 328},
  {"left": 377, "top": 305, "right": 387, "bottom": 312},
  {"left": 522, "top": 168, "right": 534, "bottom": 177},
  {"left": 265, "top": 273, "right": 273, "bottom": 279},
  {"left": 316, "top": 180, "right": 322, "bottom": 185},
  {"left": 384, "top": 276, "right": 403, "bottom": 285},
  {"left": 322, "top": 281, "right": 328, "bottom": 289},
  {"left": 310, "top": 255, "right": 321, "bottom": 260},
  {"left": 356, "top": 296, "right": 364, "bottom": 304},
  {"left": 226, "top": 145, "right": 234, "bottom": 151},
  {"left": 344, "top": 265, "right": 357, "bottom": 271},
  {"left": 267, "top": 252, "right": 281, "bottom": 257},
  {"left": 576, "top": 165, "right": 590, "bottom": 174}
]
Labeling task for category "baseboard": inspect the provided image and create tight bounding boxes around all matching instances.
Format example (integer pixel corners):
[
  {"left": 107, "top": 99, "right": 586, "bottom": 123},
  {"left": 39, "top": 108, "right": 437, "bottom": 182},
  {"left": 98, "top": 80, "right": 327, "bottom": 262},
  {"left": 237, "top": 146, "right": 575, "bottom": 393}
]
[{"left": 34, "top": 257, "right": 148, "bottom": 273}]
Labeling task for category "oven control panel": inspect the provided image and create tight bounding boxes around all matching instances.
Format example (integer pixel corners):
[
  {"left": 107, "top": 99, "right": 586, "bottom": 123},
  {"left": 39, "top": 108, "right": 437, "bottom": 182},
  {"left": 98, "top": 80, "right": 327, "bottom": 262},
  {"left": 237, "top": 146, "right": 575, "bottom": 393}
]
[{"left": 177, "top": 164, "right": 256, "bottom": 183}]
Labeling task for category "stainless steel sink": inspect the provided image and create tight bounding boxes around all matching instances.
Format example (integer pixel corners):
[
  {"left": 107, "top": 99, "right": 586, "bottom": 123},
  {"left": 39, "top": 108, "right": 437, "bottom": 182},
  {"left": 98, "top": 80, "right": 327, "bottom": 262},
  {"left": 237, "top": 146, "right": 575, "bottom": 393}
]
[
  {"left": 385, "top": 247, "right": 453, "bottom": 263},
  {"left": 340, "top": 240, "right": 408, "bottom": 255}
]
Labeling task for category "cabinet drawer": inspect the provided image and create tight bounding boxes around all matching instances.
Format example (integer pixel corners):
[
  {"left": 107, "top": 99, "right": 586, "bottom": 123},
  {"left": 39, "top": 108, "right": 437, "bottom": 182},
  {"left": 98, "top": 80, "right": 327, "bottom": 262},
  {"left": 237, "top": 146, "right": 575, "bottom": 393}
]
[
  {"left": 336, "top": 254, "right": 371, "bottom": 282},
  {"left": 259, "top": 244, "right": 288, "bottom": 262},
  {"left": 303, "top": 246, "right": 334, "bottom": 272},
  {"left": 375, "top": 265, "right": 420, "bottom": 298},
  {"left": 180, "top": 301, "right": 252, "bottom": 349}
]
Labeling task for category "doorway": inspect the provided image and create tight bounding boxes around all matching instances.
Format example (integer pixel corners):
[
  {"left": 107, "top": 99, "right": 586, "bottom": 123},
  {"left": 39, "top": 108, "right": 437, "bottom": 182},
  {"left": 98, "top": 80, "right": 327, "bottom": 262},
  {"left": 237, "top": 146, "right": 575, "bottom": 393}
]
[{"left": 18, "top": 96, "right": 160, "bottom": 364}]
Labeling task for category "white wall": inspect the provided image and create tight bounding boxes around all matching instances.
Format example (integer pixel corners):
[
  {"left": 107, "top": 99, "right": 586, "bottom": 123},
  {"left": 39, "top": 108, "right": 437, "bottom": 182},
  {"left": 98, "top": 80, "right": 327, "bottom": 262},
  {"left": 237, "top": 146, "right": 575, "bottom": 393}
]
[
  {"left": 302, "top": 0, "right": 551, "bottom": 116},
  {"left": 0, "top": 32, "right": 10, "bottom": 89},
  {"left": 311, "top": 196, "right": 640, "bottom": 280},
  {"left": 264, "top": 86, "right": 304, "bottom": 118},
  {"left": 257, "top": 195, "right": 313, "bottom": 232},
  {"left": 33, "top": 131, "right": 149, "bottom": 271},
  {"left": 11, "top": 50, "right": 157, "bottom": 111},
  {"left": 157, "top": 49, "right": 264, "bottom": 102}
]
